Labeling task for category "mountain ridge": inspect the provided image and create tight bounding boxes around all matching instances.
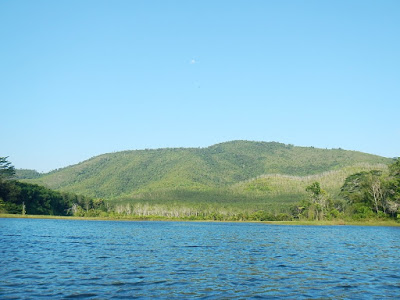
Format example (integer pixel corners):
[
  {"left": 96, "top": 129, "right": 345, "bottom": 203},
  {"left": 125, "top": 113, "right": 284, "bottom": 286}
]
[{"left": 24, "top": 140, "right": 392, "bottom": 202}]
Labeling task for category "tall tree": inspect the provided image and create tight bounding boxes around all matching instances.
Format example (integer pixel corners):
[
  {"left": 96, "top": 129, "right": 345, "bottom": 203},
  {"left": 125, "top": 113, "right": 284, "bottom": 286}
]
[
  {"left": 341, "top": 170, "right": 389, "bottom": 215},
  {"left": 386, "top": 158, "right": 400, "bottom": 217},
  {"left": 0, "top": 157, "right": 16, "bottom": 180},
  {"left": 306, "top": 182, "right": 328, "bottom": 220},
  {"left": 389, "top": 158, "right": 400, "bottom": 177},
  {"left": 367, "top": 173, "right": 387, "bottom": 213}
]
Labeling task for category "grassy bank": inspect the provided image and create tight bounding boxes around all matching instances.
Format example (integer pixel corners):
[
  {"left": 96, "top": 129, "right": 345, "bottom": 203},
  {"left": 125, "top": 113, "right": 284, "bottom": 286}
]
[{"left": 1, "top": 213, "right": 399, "bottom": 226}]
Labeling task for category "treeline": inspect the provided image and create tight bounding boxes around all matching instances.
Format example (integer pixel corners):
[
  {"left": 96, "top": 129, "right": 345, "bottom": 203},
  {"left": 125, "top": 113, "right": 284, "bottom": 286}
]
[
  {"left": 0, "top": 157, "right": 104, "bottom": 216},
  {"left": 101, "top": 202, "right": 292, "bottom": 221},
  {"left": 0, "top": 180, "right": 104, "bottom": 216}
]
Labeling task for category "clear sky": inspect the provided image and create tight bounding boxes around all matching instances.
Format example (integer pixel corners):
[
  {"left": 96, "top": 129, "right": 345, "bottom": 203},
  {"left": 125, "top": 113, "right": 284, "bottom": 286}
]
[{"left": 1, "top": 0, "right": 399, "bottom": 172}]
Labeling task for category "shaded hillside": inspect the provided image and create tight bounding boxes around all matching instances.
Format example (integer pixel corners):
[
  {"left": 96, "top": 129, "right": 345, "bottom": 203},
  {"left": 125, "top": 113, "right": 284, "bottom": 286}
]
[{"left": 27, "top": 141, "right": 391, "bottom": 200}]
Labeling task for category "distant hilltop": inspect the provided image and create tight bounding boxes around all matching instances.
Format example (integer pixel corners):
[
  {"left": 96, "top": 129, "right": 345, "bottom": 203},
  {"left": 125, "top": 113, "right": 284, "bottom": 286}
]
[{"left": 21, "top": 140, "right": 392, "bottom": 201}]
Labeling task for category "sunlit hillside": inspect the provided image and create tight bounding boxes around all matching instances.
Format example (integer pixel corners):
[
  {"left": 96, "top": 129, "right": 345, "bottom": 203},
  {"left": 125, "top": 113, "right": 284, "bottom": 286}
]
[{"left": 24, "top": 140, "right": 391, "bottom": 212}]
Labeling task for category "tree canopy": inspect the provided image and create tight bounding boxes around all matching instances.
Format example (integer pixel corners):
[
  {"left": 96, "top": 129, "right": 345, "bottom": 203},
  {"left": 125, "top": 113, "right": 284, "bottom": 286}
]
[
  {"left": 340, "top": 159, "right": 400, "bottom": 219},
  {"left": 0, "top": 157, "right": 15, "bottom": 180}
]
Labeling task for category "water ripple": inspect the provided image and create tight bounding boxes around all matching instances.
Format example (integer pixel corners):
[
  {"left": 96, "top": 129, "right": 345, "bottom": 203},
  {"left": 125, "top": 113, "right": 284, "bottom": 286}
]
[{"left": 1, "top": 219, "right": 400, "bottom": 298}]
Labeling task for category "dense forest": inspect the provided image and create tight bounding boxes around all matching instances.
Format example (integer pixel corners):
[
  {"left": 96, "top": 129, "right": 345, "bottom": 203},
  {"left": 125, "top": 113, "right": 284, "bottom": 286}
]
[
  {"left": 0, "top": 157, "right": 104, "bottom": 216},
  {"left": 1, "top": 141, "right": 399, "bottom": 222}
]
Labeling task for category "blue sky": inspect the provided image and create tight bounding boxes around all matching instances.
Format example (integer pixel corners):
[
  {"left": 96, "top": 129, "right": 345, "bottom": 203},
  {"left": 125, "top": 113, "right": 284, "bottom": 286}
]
[{"left": 1, "top": 0, "right": 399, "bottom": 172}]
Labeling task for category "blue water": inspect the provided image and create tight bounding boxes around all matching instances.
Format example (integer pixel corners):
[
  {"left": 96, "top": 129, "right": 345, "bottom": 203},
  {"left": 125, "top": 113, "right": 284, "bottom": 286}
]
[{"left": 0, "top": 218, "right": 399, "bottom": 299}]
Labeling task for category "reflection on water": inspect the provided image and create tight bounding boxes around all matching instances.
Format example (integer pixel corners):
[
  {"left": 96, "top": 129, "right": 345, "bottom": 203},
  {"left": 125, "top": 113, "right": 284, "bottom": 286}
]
[{"left": 0, "top": 219, "right": 399, "bottom": 299}]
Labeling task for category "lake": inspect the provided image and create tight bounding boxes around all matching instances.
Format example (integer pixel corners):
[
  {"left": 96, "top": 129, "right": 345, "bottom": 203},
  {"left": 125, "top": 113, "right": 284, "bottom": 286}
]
[{"left": 0, "top": 218, "right": 399, "bottom": 299}]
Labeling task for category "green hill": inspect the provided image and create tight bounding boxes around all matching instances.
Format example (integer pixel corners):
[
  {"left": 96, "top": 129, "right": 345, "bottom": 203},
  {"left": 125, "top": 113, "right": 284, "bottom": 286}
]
[{"left": 27, "top": 141, "right": 391, "bottom": 212}]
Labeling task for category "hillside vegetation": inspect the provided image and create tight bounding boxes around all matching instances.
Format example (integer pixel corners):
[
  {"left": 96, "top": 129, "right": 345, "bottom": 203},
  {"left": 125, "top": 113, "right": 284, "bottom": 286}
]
[{"left": 26, "top": 141, "right": 391, "bottom": 210}]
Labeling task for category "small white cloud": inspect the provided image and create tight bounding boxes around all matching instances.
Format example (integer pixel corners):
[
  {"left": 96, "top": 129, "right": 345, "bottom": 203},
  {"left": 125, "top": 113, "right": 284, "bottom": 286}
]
[{"left": 190, "top": 59, "right": 197, "bottom": 64}]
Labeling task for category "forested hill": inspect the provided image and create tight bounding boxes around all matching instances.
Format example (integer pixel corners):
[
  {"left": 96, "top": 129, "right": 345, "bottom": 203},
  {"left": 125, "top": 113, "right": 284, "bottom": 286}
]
[{"left": 26, "top": 141, "right": 391, "bottom": 199}]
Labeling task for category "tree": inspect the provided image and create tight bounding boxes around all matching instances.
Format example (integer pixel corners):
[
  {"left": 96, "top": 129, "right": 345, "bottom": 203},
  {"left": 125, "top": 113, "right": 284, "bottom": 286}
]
[
  {"left": 341, "top": 170, "right": 389, "bottom": 216},
  {"left": 367, "top": 173, "right": 387, "bottom": 213},
  {"left": 341, "top": 172, "right": 370, "bottom": 205},
  {"left": 389, "top": 158, "right": 400, "bottom": 177},
  {"left": 386, "top": 158, "right": 400, "bottom": 217},
  {"left": 389, "top": 158, "right": 400, "bottom": 200},
  {"left": 305, "top": 182, "right": 329, "bottom": 220},
  {"left": 0, "top": 157, "right": 15, "bottom": 180}
]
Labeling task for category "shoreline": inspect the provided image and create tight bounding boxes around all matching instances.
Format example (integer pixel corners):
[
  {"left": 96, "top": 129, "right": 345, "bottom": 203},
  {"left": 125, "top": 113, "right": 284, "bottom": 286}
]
[{"left": 1, "top": 213, "right": 399, "bottom": 227}]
